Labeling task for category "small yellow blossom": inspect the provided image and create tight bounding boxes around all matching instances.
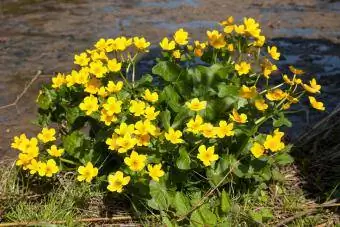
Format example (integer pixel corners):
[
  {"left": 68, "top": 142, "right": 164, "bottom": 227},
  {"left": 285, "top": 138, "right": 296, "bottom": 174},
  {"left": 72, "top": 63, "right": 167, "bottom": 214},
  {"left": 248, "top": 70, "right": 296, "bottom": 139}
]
[
  {"left": 200, "top": 123, "right": 217, "bottom": 138},
  {"left": 143, "top": 106, "right": 160, "bottom": 121},
  {"left": 302, "top": 78, "right": 321, "bottom": 94},
  {"left": 135, "top": 120, "right": 156, "bottom": 136},
  {"left": 47, "top": 145, "right": 64, "bottom": 157},
  {"left": 116, "top": 133, "right": 137, "bottom": 153},
  {"left": 197, "top": 145, "right": 219, "bottom": 166},
  {"left": 90, "top": 51, "right": 108, "bottom": 62},
  {"left": 85, "top": 78, "right": 101, "bottom": 94},
  {"left": 206, "top": 30, "right": 226, "bottom": 49},
  {"left": 143, "top": 89, "right": 158, "bottom": 103},
  {"left": 186, "top": 98, "right": 207, "bottom": 111},
  {"left": 230, "top": 109, "right": 247, "bottom": 124},
  {"left": 79, "top": 95, "right": 99, "bottom": 115},
  {"left": 174, "top": 28, "right": 189, "bottom": 45},
  {"left": 235, "top": 61, "right": 251, "bottom": 75},
  {"left": 74, "top": 52, "right": 90, "bottom": 66},
  {"left": 308, "top": 96, "right": 325, "bottom": 111},
  {"left": 115, "top": 123, "right": 135, "bottom": 136},
  {"left": 172, "top": 50, "right": 181, "bottom": 59},
  {"left": 77, "top": 162, "right": 98, "bottom": 182},
  {"left": 266, "top": 89, "right": 287, "bottom": 101},
  {"left": 103, "top": 97, "right": 123, "bottom": 116},
  {"left": 89, "top": 61, "right": 108, "bottom": 78},
  {"left": 107, "top": 58, "right": 122, "bottom": 72},
  {"left": 95, "top": 38, "right": 108, "bottom": 51},
  {"left": 160, "top": 37, "right": 176, "bottom": 51},
  {"left": 227, "top": 43, "right": 234, "bottom": 52},
  {"left": 147, "top": 164, "right": 165, "bottom": 182},
  {"left": 283, "top": 74, "right": 294, "bottom": 86},
  {"left": 129, "top": 100, "right": 146, "bottom": 116},
  {"left": 100, "top": 109, "right": 118, "bottom": 126},
  {"left": 264, "top": 130, "right": 285, "bottom": 152},
  {"left": 52, "top": 73, "right": 66, "bottom": 89},
  {"left": 115, "top": 36, "right": 132, "bottom": 51},
  {"left": 133, "top": 37, "right": 150, "bottom": 51},
  {"left": 254, "top": 35, "right": 266, "bottom": 47},
  {"left": 255, "top": 99, "right": 268, "bottom": 111},
  {"left": 11, "top": 134, "right": 28, "bottom": 150},
  {"left": 165, "top": 128, "right": 184, "bottom": 144},
  {"left": 220, "top": 16, "right": 234, "bottom": 27},
  {"left": 106, "top": 81, "right": 123, "bottom": 93},
  {"left": 124, "top": 151, "right": 147, "bottom": 172},
  {"left": 107, "top": 171, "right": 130, "bottom": 193},
  {"left": 27, "top": 159, "right": 41, "bottom": 175},
  {"left": 216, "top": 121, "right": 234, "bottom": 138},
  {"left": 262, "top": 60, "right": 278, "bottom": 78},
  {"left": 106, "top": 134, "right": 119, "bottom": 151},
  {"left": 234, "top": 24, "right": 245, "bottom": 34},
  {"left": 137, "top": 134, "right": 151, "bottom": 147},
  {"left": 193, "top": 40, "right": 206, "bottom": 57},
  {"left": 97, "top": 87, "right": 108, "bottom": 97},
  {"left": 243, "top": 17, "right": 261, "bottom": 38},
  {"left": 37, "top": 128, "right": 56, "bottom": 143},
  {"left": 186, "top": 115, "right": 204, "bottom": 134},
  {"left": 289, "top": 66, "right": 304, "bottom": 75},
  {"left": 267, "top": 46, "right": 280, "bottom": 60},
  {"left": 240, "top": 85, "right": 257, "bottom": 99},
  {"left": 38, "top": 159, "right": 59, "bottom": 177},
  {"left": 250, "top": 142, "right": 265, "bottom": 158},
  {"left": 16, "top": 153, "right": 33, "bottom": 169}
]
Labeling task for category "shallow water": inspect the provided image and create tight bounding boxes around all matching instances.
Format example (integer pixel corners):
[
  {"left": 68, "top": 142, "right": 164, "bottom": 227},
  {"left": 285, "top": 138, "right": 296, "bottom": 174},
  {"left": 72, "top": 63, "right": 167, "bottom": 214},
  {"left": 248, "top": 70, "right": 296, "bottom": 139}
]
[{"left": 0, "top": 0, "right": 340, "bottom": 158}]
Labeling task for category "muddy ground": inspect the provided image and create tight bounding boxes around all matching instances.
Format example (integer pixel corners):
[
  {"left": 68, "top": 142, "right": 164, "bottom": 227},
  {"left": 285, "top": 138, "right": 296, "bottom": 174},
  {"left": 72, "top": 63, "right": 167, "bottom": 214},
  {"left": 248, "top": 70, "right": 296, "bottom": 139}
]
[{"left": 0, "top": 0, "right": 340, "bottom": 158}]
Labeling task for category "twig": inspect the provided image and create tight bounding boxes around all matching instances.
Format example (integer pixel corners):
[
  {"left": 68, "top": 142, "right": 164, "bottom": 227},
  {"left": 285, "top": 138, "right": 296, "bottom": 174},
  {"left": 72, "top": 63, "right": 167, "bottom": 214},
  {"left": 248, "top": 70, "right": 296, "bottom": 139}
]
[
  {"left": 275, "top": 209, "right": 317, "bottom": 227},
  {"left": 0, "top": 70, "right": 42, "bottom": 112}
]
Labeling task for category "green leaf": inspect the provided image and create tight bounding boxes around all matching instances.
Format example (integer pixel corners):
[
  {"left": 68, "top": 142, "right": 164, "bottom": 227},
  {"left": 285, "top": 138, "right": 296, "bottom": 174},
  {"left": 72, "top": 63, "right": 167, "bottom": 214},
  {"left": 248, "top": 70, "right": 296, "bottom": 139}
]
[
  {"left": 171, "top": 109, "right": 189, "bottom": 129},
  {"left": 217, "top": 83, "right": 239, "bottom": 98},
  {"left": 62, "top": 131, "right": 86, "bottom": 155},
  {"left": 190, "top": 205, "right": 217, "bottom": 227},
  {"left": 273, "top": 113, "right": 292, "bottom": 128},
  {"left": 174, "top": 192, "right": 191, "bottom": 216},
  {"left": 152, "top": 61, "right": 181, "bottom": 82},
  {"left": 274, "top": 153, "right": 294, "bottom": 165},
  {"left": 250, "top": 208, "right": 273, "bottom": 224},
  {"left": 176, "top": 147, "right": 191, "bottom": 170},
  {"left": 159, "top": 85, "right": 181, "bottom": 112},
  {"left": 160, "top": 109, "right": 171, "bottom": 130},
  {"left": 135, "top": 74, "right": 153, "bottom": 87},
  {"left": 148, "top": 181, "right": 170, "bottom": 211},
  {"left": 37, "top": 88, "right": 56, "bottom": 110},
  {"left": 221, "top": 189, "right": 231, "bottom": 213},
  {"left": 65, "top": 106, "right": 83, "bottom": 125}
]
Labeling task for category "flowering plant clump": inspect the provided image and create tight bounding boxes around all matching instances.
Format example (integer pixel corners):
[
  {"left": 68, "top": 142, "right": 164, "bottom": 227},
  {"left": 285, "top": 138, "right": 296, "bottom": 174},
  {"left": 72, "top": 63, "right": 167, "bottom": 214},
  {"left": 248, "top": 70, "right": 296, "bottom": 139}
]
[{"left": 11, "top": 16, "right": 324, "bottom": 225}]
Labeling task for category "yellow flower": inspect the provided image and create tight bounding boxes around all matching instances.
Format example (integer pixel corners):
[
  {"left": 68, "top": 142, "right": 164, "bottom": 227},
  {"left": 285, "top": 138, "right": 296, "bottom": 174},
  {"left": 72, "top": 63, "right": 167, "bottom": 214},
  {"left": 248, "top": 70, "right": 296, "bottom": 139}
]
[
  {"left": 37, "top": 128, "right": 56, "bottom": 143},
  {"left": 160, "top": 37, "right": 176, "bottom": 51},
  {"left": 302, "top": 78, "right": 321, "bottom": 94},
  {"left": 174, "top": 28, "right": 189, "bottom": 45},
  {"left": 283, "top": 74, "right": 294, "bottom": 86},
  {"left": 250, "top": 142, "right": 265, "bottom": 158},
  {"left": 206, "top": 30, "right": 226, "bottom": 49},
  {"left": 17, "top": 137, "right": 39, "bottom": 156},
  {"left": 107, "top": 58, "right": 122, "bottom": 72},
  {"left": 143, "top": 89, "right": 158, "bottom": 103},
  {"left": 116, "top": 133, "right": 137, "bottom": 153},
  {"left": 147, "top": 164, "right": 165, "bottom": 182},
  {"left": 216, "top": 121, "right": 234, "bottom": 138},
  {"left": 186, "top": 115, "right": 204, "bottom": 134},
  {"left": 230, "top": 109, "right": 247, "bottom": 124},
  {"left": 137, "top": 134, "right": 151, "bottom": 147},
  {"left": 227, "top": 43, "right": 234, "bottom": 52},
  {"left": 47, "top": 145, "right": 64, "bottom": 157},
  {"left": 234, "top": 24, "right": 245, "bottom": 34},
  {"left": 193, "top": 40, "right": 206, "bottom": 57},
  {"left": 115, "top": 36, "right": 132, "bottom": 51},
  {"left": 97, "top": 87, "right": 108, "bottom": 97},
  {"left": 220, "top": 16, "right": 234, "bottom": 27},
  {"left": 143, "top": 106, "right": 160, "bottom": 121},
  {"left": 89, "top": 61, "right": 108, "bottom": 78},
  {"left": 52, "top": 73, "right": 66, "bottom": 89},
  {"left": 197, "top": 145, "right": 219, "bottom": 167},
  {"left": 165, "top": 128, "right": 184, "bottom": 144},
  {"left": 77, "top": 162, "right": 98, "bottom": 183},
  {"left": 16, "top": 153, "right": 32, "bottom": 170},
  {"left": 135, "top": 120, "right": 156, "bottom": 136},
  {"left": 240, "top": 85, "right": 257, "bottom": 99},
  {"left": 264, "top": 130, "right": 285, "bottom": 152},
  {"left": 85, "top": 78, "right": 101, "bottom": 94},
  {"left": 115, "top": 123, "right": 135, "bottom": 136},
  {"left": 94, "top": 38, "right": 108, "bottom": 51},
  {"left": 107, "top": 171, "right": 130, "bottom": 193},
  {"left": 289, "top": 66, "right": 304, "bottom": 75},
  {"left": 103, "top": 97, "right": 123, "bottom": 116},
  {"left": 106, "top": 134, "right": 119, "bottom": 151},
  {"left": 90, "top": 51, "right": 108, "bottom": 62},
  {"left": 262, "top": 60, "right": 278, "bottom": 78},
  {"left": 65, "top": 73, "right": 76, "bottom": 87},
  {"left": 266, "top": 89, "right": 287, "bottom": 101},
  {"left": 186, "top": 98, "right": 207, "bottom": 111},
  {"left": 255, "top": 99, "right": 268, "bottom": 111},
  {"left": 11, "top": 133, "right": 28, "bottom": 150},
  {"left": 129, "top": 100, "right": 146, "bottom": 116},
  {"left": 308, "top": 96, "right": 325, "bottom": 111},
  {"left": 124, "top": 151, "right": 147, "bottom": 172},
  {"left": 100, "top": 109, "right": 117, "bottom": 126},
  {"left": 133, "top": 37, "right": 150, "bottom": 51},
  {"left": 106, "top": 81, "right": 123, "bottom": 93},
  {"left": 243, "top": 17, "right": 261, "bottom": 38},
  {"left": 267, "top": 46, "right": 280, "bottom": 60},
  {"left": 200, "top": 123, "right": 217, "bottom": 138},
  {"left": 172, "top": 50, "right": 181, "bottom": 59},
  {"left": 74, "top": 52, "right": 90, "bottom": 66},
  {"left": 79, "top": 95, "right": 99, "bottom": 115},
  {"left": 223, "top": 25, "right": 234, "bottom": 34},
  {"left": 254, "top": 35, "right": 266, "bottom": 47},
  {"left": 38, "top": 159, "right": 59, "bottom": 177},
  {"left": 235, "top": 61, "right": 251, "bottom": 75},
  {"left": 27, "top": 159, "right": 41, "bottom": 175},
  {"left": 77, "top": 68, "right": 90, "bottom": 85}
]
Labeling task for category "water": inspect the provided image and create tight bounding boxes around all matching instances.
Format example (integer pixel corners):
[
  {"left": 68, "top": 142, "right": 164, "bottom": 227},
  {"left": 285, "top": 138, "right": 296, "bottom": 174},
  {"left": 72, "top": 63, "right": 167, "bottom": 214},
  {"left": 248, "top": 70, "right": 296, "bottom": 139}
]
[{"left": 0, "top": 0, "right": 339, "bottom": 158}]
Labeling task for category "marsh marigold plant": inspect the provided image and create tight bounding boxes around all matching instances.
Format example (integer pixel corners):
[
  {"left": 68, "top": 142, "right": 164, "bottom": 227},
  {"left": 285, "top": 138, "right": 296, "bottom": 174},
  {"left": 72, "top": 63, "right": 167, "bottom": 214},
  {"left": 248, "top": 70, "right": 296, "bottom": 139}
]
[{"left": 11, "top": 16, "right": 325, "bottom": 225}]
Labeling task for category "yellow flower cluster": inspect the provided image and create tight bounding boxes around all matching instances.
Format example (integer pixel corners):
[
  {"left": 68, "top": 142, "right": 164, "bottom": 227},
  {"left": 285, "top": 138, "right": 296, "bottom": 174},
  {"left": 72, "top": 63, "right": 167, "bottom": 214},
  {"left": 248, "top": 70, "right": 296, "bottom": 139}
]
[{"left": 250, "top": 130, "right": 285, "bottom": 158}]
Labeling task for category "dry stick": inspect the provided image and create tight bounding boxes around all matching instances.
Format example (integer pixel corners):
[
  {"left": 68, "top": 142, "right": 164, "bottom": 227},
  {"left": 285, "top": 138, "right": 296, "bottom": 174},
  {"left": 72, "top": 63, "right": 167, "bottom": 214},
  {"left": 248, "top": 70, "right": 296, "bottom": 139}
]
[
  {"left": 176, "top": 163, "right": 238, "bottom": 222},
  {"left": 0, "top": 216, "right": 135, "bottom": 227},
  {"left": 0, "top": 70, "right": 42, "bottom": 111}
]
